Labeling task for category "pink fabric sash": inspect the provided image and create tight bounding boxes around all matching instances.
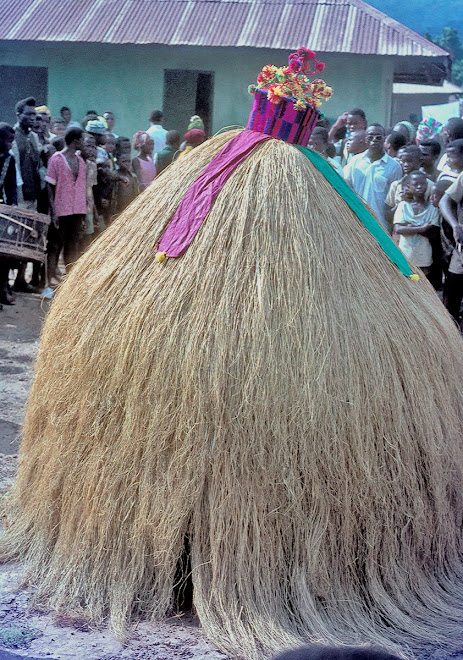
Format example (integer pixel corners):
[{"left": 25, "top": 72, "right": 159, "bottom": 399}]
[{"left": 157, "top": 131, "right": 271, "bottom": 258}]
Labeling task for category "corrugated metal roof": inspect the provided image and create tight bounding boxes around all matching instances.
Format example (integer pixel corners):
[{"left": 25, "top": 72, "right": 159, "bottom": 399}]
[{"left": 0, "top": 0, "right": 448, "bottom": 57}]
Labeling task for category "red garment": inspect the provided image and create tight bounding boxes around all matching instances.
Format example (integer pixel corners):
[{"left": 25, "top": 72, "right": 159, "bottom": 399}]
[{"left": 46, "top": 152, "right": 87, "bottom": 217}]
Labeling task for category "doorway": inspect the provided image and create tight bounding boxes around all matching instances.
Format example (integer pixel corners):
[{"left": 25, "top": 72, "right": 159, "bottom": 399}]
[
  {"left": 0, "top": 66, "right": 48, "bottom": 125},
  {"left": 163, "top": 70, "right": 214, "bottom": 136}
]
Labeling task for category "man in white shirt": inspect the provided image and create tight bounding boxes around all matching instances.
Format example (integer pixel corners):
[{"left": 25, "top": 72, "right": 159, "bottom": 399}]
[
  {"left": 146, "top": 109, "right": 168, "bottom": 154},
  {"left": 344, "top": 124, "right": 402, "bottom": 233}
]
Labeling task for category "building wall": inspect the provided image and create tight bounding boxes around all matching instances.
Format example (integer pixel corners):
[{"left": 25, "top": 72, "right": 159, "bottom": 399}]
[
  {"left": 0, "top": 41, "right": 394, "bottom": 141},
  {"left": 392, "top": 93, "right": 455, "bottom": 124}
]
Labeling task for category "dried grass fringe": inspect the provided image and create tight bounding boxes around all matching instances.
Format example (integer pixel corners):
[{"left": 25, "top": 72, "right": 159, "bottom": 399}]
[{"left": 1, "top": 131, "right": 462, "bottom": 659}]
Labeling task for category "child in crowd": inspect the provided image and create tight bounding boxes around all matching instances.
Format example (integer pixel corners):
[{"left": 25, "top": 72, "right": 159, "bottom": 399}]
[
  {"left": 85, "top": 119, "right": 108, "bottom": 159},
  {"left": 80, "top": 111, "right": 98, "bottom": 130},
  {"left": 385, "top": 145, "right": 433, "bottom": 223},
  {"left": 115, "top": 136, "right": 131, "bottom": 160},
  {"left": 80, "top": 134, "right": 98, "bottom": 252},
  {"left": 104, "top": 133, "right": 117, "bottom": 170},
  {"left": 49, "top": 117, "right": 66, "bottom": 139},
  {"left": 384, "top": 131, "right": 407, "bottom": 159},
  {"left": 50, "top": 136, "right": 65, "bottom": 152},
  {"left": 32, "top": 114, "right": 48, "bottom": 147},
  {"left": 155, "top": 130, "right": 181, "bottom": 175},
  {"left": 438, "top": 138, "right": 463, "bottom": 184},
  {"left": 94, "top": 159, "right": 113, "bottom": 231},
  {"left": 113, "top": 153, "right": 139, "bottom": 214},
  {"left": 307, "top": 127, "right": 344, "bottom": 176},
  {"left": 36, "top": 107, "right": 51, "bottom": 141},
  {"left": 394, "top": 170, "right": 440, "bottom": 277},
  {"left": 132, "top": 131, "right": 156, "bottom": 190},
  {"left": 419, "top": 139, "right": 441, "bottom": 182}
]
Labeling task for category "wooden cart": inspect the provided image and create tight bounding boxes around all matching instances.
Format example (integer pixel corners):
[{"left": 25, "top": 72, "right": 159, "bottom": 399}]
[{"left": 0, "top": 204, "right": 50, "bottom": 263}]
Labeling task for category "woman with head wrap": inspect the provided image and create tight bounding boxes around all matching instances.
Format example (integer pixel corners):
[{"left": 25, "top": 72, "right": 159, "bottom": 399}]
[
  {"left": 393, "top": 120, "right": 417, "bottom": 144},
  {"left": 178, "top": 128, "right": 207, "bottom": 158},
  {"left": 187, "top": 114, "right": 205, "bottom": 132},
  {"left": 131, "top": 130, "right": 156, "bottom": 190}
]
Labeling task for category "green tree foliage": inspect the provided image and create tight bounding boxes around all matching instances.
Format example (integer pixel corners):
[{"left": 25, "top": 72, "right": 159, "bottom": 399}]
[
  {"left": 427, "top": 27, "right": 463, "bottom": 87},
  {"left": 364, "top": 0, "right": 463, "bottom": 88},
  {"left": 452, "top": 60, "right": 463, "bottom": 87},
  {"left": 434, "top": 27, "right": 463, "bottom": 60},
  {"left": 365, "top": 0, "right": 463, "bottom": 36}
]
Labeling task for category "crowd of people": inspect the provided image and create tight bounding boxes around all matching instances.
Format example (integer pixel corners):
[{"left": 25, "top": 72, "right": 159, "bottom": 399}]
[
  {"left": 1, "top": 96, "right": 463, "bottom": 327},
  {"left": 312, "top": 109, "right": 463, "bottom": 327},
  {"left": 0, "top": 98, "right": 207, "bottom": 303}
]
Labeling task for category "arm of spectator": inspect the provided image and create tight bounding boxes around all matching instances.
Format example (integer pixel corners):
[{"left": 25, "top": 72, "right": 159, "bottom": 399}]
[
  {"left": 112, "top": 171, "right": 130, "bottom": 187},
  {"left": 343, "top": 160, "right": 353, "bottom": 186},
  {"left": 385, "top": 182, "right": 395, "bottom": 209},
  {"left": 385, "top": 166, "right": 405, "bottom": 218},
  {"left": 395, "top": 223, "right": 432, "bottom": 236},
  {"left": 390, "top": 162, "right": 403, "bottom": 185},
  {"left": 393, "top": 201, "right": 410, "bottom": 234},
  {"left": 132, "top": 157, "right": 143, "bottom": 185},
  {"left": 439, "top": 194, "right": 463, "bottom": 245},
  {"left": 423, "top": 224, "right": 441, "bottom": 242},
  {"left": 328, "top": 112, "right": 348, "bottom": 142},
  {"left": 385, "top": 181, "right": 398, "bottom": 222},
  {"left": 47, "top": 183, "right": 58, "bottom": 227},
  {"left": 399, "top": 187, "right": 413, "bottom": 203},
  {"left": 440, "top": 174, "right": 463, "bottom": 244},
  {"left": 420, "top": 206, "right": 441, "bottom": 240},
  {"left": 385, "top": 207, "right": 395, "bottom": 225},
  {"left": 45, "top": 155, "right": 58, "bottom": 226},
  {"left": 394, "top": 201, "right": 432, "bottom": 236}
]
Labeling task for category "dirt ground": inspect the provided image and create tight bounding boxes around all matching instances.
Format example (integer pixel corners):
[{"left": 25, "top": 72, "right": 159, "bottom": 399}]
[
  {"left": 0, "top": 292, "right": 228, "bottom": 660},
  {"left": 1, "top": 293, "right": 463, "bottom": 660}
]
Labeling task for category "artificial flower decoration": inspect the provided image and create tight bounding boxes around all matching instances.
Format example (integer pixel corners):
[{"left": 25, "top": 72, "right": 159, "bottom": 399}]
[
  {"left": 249, "top": 47, "right": 332, "bottom": 111},
  {"left": 416, "top": 117, "right": 443, "bottom": 142}
]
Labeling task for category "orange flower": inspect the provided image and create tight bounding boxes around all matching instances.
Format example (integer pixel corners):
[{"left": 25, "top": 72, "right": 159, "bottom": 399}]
[{"left": 267, "top": 86, "right": 285, "bottom": 104}]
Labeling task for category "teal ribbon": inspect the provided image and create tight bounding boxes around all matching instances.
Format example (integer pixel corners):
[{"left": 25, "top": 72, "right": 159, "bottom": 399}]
[{"left": 296, "top": 146, "right": 413, "bottom": 278}]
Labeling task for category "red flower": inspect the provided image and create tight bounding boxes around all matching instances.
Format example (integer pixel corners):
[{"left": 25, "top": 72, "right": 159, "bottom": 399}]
[
  {"left": 299, "top": 48, "right": 316, "bottom": 60},
  {"left": 288, "top": 63, "right": 298, "bottom": 73},
  {"left": 315, "top": 61, "right": 325, "bottom": 72},
  {"left": 292, "top": 48, "right": 316, "bottom": 72},
  {"left": 287, "top": 55, "right": 301, "bottom": 73}
]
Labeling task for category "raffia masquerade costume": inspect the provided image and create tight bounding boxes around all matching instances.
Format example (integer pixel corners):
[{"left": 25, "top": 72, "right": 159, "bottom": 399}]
[{"left": 2, "top": 49, "right": 462, "bottom": 660}]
